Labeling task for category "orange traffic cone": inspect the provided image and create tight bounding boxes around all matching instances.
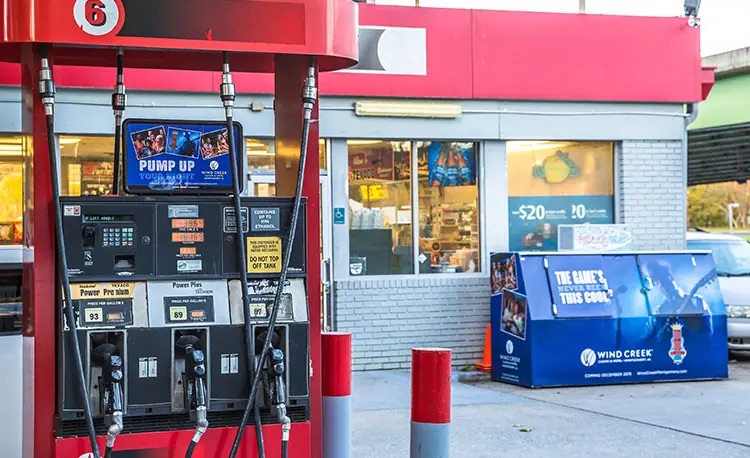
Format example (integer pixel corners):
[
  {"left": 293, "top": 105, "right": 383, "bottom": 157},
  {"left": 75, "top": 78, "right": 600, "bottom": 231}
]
[{"left": 474, "top": 324, "right": 492, "bottom": 373}]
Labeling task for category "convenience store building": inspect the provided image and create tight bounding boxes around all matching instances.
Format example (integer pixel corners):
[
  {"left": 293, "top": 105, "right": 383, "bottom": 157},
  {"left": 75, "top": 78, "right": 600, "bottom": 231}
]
[{"left": 0, "top": 5, "right": 714, "bottom": 370}]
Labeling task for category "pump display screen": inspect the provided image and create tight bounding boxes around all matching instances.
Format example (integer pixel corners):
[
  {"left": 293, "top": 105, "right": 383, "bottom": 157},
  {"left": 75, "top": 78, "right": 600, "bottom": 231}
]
[
  {"left": 122, "top": 119, "right": 244, "bottom": 195},
  {"left": 172, "top": 218, "right": 205, "bottom": 229},
  {"left": 82, "top": 215, "right": 133, "bottom": 222},
  {"left": 172, "top": 232, "right": 205, "bottom": 243}
]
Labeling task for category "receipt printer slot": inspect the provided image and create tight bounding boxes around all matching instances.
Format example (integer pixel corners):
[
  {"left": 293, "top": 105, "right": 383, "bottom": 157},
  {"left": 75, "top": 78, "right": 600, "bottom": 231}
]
[{"left": 114, "top": 255, "right": 135, "bottom": 270}]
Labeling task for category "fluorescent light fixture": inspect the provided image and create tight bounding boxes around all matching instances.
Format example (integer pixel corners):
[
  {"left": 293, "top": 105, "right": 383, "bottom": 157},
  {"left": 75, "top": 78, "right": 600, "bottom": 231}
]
[
  {"left": 59, "top": 137, "right": 81, "bottom": 145},
  {"left": 506, "top": 141, "right": 571, "bottom": 153},
  {"left": 354, "top": 100, "right": 462, "bottom": 119},
  {"left": 0, "top": 145, "right": 22, "bottom": 156},
  {"left": 347, "top": 140, "right": 385, "bottom": 146}
]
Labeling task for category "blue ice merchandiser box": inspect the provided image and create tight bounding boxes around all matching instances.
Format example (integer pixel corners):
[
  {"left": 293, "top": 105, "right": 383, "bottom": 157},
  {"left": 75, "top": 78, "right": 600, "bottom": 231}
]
[{"left": 489, "top": 251, "right": 728, "bottom": 388}]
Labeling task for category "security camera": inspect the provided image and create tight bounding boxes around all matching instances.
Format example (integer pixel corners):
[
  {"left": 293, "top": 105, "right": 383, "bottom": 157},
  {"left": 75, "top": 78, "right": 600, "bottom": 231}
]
[{"left": 683, "top": 0, "right": 701, "bottom": 17}]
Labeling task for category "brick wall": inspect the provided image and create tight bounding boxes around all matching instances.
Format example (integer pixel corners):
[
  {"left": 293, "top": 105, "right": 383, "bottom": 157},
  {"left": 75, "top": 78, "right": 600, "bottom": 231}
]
[
  {"left": 618, "top": 140, "right": 687, "bottom": 250},
  {"left": 333, "top": 276, "right": 489, "bottom": 371}
]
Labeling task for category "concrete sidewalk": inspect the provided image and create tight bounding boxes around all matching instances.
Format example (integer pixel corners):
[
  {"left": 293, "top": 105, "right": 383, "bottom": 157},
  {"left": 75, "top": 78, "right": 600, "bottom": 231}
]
[{"left": 351, "top": 368, "right": 750, "bottom": 457}]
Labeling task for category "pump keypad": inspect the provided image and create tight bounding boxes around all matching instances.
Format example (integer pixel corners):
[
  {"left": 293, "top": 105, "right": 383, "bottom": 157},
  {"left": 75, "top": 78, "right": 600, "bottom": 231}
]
[{"left": 102, "top": 226, "right": 135, "bottom": 247}]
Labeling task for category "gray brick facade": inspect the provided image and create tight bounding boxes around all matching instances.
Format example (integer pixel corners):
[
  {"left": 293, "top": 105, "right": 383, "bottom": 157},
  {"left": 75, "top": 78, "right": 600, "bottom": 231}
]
[
  {"left": 618, "top": 140, "right": 687, "bottom": 250},
  {"left": 333, "top": 276, "right": 489, "bottom": 371}
]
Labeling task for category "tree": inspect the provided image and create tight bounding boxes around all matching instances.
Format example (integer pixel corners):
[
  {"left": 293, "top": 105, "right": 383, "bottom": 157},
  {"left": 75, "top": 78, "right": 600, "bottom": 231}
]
[{"left": 688, "top": 182, "right": 750, "bottom": 229}]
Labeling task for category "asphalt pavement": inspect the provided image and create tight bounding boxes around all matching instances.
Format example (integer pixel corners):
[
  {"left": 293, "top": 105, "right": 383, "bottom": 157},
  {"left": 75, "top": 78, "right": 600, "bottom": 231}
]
[{"left": 351, "top": 357, "right": 750, "bottom": 457}]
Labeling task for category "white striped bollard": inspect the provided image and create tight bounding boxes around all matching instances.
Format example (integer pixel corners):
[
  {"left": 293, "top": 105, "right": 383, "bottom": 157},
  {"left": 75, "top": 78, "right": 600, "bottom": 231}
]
[
  {"left": 322, "top": 332, "right": 352, "bottom": 458},
  {"left": 411, "top": 348, "right": 451, "bottom": 458}
]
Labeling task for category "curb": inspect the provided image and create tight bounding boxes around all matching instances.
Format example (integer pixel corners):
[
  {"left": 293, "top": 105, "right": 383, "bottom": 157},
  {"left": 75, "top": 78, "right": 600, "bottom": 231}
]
[{"left": 454, "top": 370, "right": 490, "bottom": 383}]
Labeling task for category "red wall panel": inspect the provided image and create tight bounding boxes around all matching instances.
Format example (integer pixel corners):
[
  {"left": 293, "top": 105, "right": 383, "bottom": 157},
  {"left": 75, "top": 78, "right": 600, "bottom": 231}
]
[{"left": 471, "top": 10, "right": 702, "bottom": 102}]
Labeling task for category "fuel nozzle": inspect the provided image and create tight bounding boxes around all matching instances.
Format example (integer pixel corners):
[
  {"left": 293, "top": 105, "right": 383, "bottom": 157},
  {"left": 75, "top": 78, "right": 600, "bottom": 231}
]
[
  {"left": 268, "top": 349, "right": 287, "bottom": 416},
  {"left": 92, "top": 343, "right": 124, "bottom": 454},
  {"left": 267, "top": 348, "right": 291, "bottom": 454},
  {"left": 176, "top": 335, "right": 209, "bottom": 448}
]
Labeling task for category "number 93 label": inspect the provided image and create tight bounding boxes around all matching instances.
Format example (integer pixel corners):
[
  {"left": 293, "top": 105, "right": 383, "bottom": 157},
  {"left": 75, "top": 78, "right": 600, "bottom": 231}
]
[{"left": 73, "top": 0, "right": 123, "bottom": 36}]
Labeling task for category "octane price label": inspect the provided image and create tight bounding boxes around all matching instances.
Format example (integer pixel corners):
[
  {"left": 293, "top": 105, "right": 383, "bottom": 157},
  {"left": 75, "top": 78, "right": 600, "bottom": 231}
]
[
  {"left": 73, "top": 0, "right": 123, "bottom": 36},
  {"left": 169, "top": 306, "right": 188, "bottom": 322},
  {"left": 84, "top": 307, "right": 104, "bottom": 323}
]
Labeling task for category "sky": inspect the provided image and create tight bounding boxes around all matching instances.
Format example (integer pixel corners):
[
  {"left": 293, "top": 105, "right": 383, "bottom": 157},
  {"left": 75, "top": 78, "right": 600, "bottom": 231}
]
[{"left": 369, "top": 0, "right": 750, "bottom": 56}]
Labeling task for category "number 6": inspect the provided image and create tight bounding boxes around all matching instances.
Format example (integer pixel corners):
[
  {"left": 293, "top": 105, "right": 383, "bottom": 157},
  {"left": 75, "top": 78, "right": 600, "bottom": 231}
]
[
  {"left": 73, "top": 0, "right": 122, "bottom": 36},
  {"left": 86, "top": 0, "right": 107, "bottom": 26}
]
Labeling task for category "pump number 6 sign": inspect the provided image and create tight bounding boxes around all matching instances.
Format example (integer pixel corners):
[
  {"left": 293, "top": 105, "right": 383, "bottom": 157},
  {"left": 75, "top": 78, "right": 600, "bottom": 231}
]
[{"left": 73, "top": 0, "right": 123, "bottom": 36}]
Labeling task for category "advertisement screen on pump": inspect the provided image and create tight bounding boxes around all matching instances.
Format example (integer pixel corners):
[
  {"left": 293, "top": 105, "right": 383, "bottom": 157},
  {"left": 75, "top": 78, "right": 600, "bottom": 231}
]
[{"left": 123, "top": 119, "right": 244, "bottom": 194}]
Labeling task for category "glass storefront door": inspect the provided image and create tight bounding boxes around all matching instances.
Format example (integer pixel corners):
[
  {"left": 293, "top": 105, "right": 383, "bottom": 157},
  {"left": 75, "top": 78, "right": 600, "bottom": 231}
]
[{"left": 246, "top": 173, "right": 334, "bottom": 331}]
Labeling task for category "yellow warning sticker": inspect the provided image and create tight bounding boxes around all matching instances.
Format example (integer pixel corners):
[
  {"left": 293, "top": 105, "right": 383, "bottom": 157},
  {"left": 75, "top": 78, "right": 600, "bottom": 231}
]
[
  {"left": 247, "top": 236, "right": 282, "bottom": 273},
  {"left": 70, "top": 282, "right": 135, "bottom": 300}
]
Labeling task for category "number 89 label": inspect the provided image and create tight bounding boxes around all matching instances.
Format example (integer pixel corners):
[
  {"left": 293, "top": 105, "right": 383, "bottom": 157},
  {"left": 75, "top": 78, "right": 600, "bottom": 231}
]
[
  {"left": 73, "top": 0, "right": 124, "bottom": 37},
  {"left": 169, "top": 306, "right": 188, "bottom": 322}
]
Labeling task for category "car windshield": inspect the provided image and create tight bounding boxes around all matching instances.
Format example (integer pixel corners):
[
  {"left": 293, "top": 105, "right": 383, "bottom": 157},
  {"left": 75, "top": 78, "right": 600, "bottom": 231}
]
[{"left": 687, "top": 239, "right": 750, "bottom": 276}]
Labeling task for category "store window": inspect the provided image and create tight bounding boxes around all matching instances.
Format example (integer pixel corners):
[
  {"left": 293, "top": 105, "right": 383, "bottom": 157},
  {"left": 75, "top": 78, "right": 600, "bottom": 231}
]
[
  {"left": 348, "top": 140, "right": 413, "bottom": 275},
  {"left": 417, "top": 142, "right": 480, "bottom": 273},
  {"left": 60, "top": 136, "right": 115, "bottom": 196},
  {"left": 506, "top": 141, "right": 615, "bottom": 251},
  {"left": 347, "top": 140, "right": 482, "bottom": 276},
  {"left": 247, "top": 138, "right": 328, "bottom": 172},
  {"left": 0, "top": 136, "right": 23, "bottom": 245}
]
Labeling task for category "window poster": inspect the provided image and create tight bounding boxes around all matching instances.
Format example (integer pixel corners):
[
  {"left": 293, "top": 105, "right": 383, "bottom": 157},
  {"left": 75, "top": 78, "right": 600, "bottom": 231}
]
[
  {"left": 426, "top": 142, "right": 476, "bottom": 187},
  {"left": 348, "top": 146, "right": 394, "bottom": 182},
  {"left": 507, "top": 142, "right": 615, "bottom": 252}
]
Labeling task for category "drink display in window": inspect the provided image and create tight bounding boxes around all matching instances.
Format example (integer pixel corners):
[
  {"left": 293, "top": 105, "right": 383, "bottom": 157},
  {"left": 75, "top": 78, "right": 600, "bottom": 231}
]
[
  {"left": 426, "top": 142, "right": 476, "bottom": 187},
  {"left": 418, "top": 141, "right": 480, "bottom": 274},
  {"left": 507, "top": 141, "right": 614, "bottom": 252}
]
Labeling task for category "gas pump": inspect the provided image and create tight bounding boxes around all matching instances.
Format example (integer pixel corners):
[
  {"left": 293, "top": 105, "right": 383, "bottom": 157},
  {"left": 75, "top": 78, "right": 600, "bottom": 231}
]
[
  {"left": 44, "top": 54, "right": 316, "bottom": 458},
  {"left": 3, "top": 1, "right": 357, "bottom": 457}
]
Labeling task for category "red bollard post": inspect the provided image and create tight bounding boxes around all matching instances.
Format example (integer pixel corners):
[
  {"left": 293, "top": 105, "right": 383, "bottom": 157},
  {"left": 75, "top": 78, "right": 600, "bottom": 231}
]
[
  {"left": 322, "top": 332, "right": 352, "bottom": 458},
  {"left": 411, "top": 348, "right": 451, "bottom": 458}
]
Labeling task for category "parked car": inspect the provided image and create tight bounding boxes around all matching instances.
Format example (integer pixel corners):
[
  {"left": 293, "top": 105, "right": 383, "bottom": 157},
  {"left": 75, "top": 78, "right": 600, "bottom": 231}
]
[{"left": 687, "top": 230, "right": 750, "bottom": 353}]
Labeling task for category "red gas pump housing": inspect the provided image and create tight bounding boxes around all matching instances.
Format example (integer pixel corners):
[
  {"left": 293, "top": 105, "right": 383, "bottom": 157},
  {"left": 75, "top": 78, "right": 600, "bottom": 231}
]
[{"left": 0, "top": 1, "right": 358, "bottom": 457}]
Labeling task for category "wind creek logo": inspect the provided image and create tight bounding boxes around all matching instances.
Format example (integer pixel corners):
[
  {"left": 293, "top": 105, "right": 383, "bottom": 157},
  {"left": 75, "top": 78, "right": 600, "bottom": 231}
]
[
  {"left": 580, "top": 348, "right": 597, "bottom": 367},
  {"left": 669, "top": 323, "right": 687, "bottom": 365},
  {"left": 580, "top": 348, "right": 653, "bottom": 367},
  {"left": 506, "top": 340, "right": 514, "bottom": 355},
  {"left": 210, "top": 160, "right": 219, "bottom": 171}
]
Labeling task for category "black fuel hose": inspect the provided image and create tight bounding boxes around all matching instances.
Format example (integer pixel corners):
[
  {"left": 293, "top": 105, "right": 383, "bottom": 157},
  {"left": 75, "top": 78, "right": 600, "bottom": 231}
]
[
  {"left": 111, "top": 48, "right": 126, "bottom": 195},
  {"left": 39, "top": 46, "right": 102, "bottom": 458},
  {"left": 185, "top": 441, "right": 197, "bottom": 458},
  {"left": 228, "top": 57, "right": 318, "bottom": 458},
  {"left": 281, "top": 439, "right": 288, "bottom": 458},
  {"left": 219, "top": 51, "right": 266, "bottom": 457}
]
